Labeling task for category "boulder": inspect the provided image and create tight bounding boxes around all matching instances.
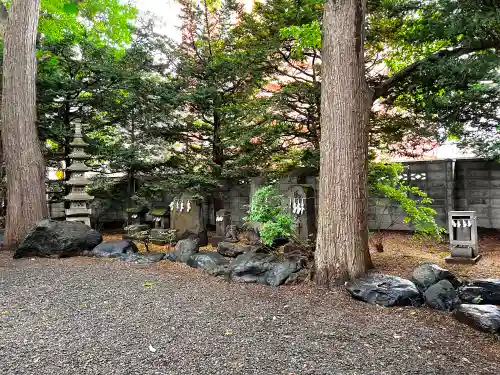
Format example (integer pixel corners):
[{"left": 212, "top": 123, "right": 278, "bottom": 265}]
[
  {"left": 266, "top": 258, "right": 305, "bottom": 287},
  {"left": 178, "top": 230, "right": 208, "bottom": 247},
  {"left": 121, "top": 252, "right": 166, "bottom": 264},
  {"left": 229, "top": 251, "right": 277, "bottom": 284},
  {"left": 458, "top": 279, "right": 500, "bottom": 305},
  {"left": 424, "top": 280, "right": 460, "bottom": 311},
  {"left": 412, "top": 263, "right": 461, "bottom": 291},
  {"left": 14, "top": 220, "right": 102, "bottom": 258},
  {"left": 187, "top": 251, "right": 229, "bottom": 272},
  {"left": 217, "top": 242, "right": 262, "bottom": 258},
  {"left": 91, "top": 240, "right": 139, "bottom": 258},
  {"left": 284, "top": 268, "right": 310, "bottom": 285},
  {"left": 346, "top": 274, "right": 423, "bottom": 307},
  {"left": 454, "top": 304, "right": 500, "bottom": 334},
  {"left": 173, "top": 238, "right": 199, "bottom": 263}
]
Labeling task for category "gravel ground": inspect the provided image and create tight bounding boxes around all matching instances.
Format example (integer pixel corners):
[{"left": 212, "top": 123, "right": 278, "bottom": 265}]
[{"left": 1, "top": 253, "right": 500, "bottom": 375}]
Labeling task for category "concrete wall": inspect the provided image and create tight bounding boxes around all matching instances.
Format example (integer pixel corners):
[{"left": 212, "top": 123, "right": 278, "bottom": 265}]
[
  {"left": 48, "top": 158, "right": 500, "bottom": 232},
  {"left": 369, "top": 160, "right": 454, "bottom": 230},
  {"left": 454, "top": 159, "right": 500, "bottom": 228}
]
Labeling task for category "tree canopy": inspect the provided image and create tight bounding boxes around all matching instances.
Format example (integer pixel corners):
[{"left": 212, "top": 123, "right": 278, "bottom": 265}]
[{"left": 2, "top": 0, "right": 498, "bottom": 208}]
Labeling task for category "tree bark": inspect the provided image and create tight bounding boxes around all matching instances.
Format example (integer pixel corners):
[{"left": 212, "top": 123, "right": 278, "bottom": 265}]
[
  {"left": 1, "top": 0, "right": 48, "bottom": 249},
  {"left": 315, "top": 0, "right": 373, "bottom": 285}
]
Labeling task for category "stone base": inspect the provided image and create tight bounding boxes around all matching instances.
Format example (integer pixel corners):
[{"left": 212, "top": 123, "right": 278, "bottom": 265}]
[
  {"left": 445, "top": 254, "right": 482, "bottom": 265},
  {"left": 65, "top": 216, "right": 91, "bottom": 227}
]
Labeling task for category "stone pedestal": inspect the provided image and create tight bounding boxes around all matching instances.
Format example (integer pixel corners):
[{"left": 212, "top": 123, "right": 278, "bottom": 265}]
[
  {"left": 64, "top": 120, "right": 93, "bottom": 227},
  {"left": 170, "top": 194, "right": 208, "bottom": 246}
]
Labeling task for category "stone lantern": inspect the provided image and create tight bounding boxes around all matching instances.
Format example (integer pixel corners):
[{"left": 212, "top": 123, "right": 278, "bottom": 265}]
[{"left": 64, "top": 120, "right": 93, "bottom": 227}]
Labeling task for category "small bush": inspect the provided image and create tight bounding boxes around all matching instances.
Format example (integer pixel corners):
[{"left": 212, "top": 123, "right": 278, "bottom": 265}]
[{"left": 245, "top": 185, "right": 294, "bottom": 246}]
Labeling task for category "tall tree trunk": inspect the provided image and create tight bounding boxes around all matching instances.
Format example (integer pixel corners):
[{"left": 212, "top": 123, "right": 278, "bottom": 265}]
[
  {"left": 212, "top": 108, "right": 224, "bottom": 215},
  {"left": 1, "top": 0, "right": 47, "bottom": 249},
  {"left": 127, "top": 116, "right": 136, "bottom": 212},
  {"left": 315, "top": 0, "right": 373, "bottom": 285}
]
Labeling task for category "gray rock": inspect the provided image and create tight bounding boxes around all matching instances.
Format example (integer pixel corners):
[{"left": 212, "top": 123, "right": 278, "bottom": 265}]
[
  {"left": 266, "top": 258, "right": 305, "bottom": 287},
  {"left": 458, "top": 279, "right": 500, "bottom": 305},
  {"left": 229, "top": 251, "right": 277, "bottom": 284},
  {"left": 284, "top": 268, "right": 310, "bottom": 285},
  {"left": 454, "top": 304, "right": 500, "bottom": 334},
  {"left": 424, "top": 280, "right": 460, "bottom": 311},
  {"left": 121, "top": 252, "right": 166, "bottom": 264},
  {"left": 217, "top": 241, "right": 262, "bottom": 258},
  {"left": 227, "top": 252, "right": 305, "bottom": 286},
  {"left": 412, "top": 263, "right": 460, "bottom": 291},
  {"left": 187, "top": 251, "right": 229, "bottom": 272},
  {"left": 14, "top": 220, "right": 102, "bottom": 258},
  {"left": 173, "top": 238, "right": 199, "bottom": 262},
  {"left": 346, "top": 274, "right": 423, "bottom": 307},
  {"left": 91, "top": 240, "right": 139, "bottom": 258}
]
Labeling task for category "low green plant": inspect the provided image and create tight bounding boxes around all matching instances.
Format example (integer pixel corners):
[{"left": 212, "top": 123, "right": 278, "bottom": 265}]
[{"left": 244, "top": 185, "right": 294, "bottom": 246}]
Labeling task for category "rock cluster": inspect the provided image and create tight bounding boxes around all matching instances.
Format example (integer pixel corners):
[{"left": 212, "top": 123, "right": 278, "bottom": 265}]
[
  {"left": 345, "top": 262, "right": 500, "bottom": 336},
  {"left": 13, "top": 222, "right": 307, "bottom": 287},
  {"left": 174, "top": 238, "right": 307, "bottom": 286}
]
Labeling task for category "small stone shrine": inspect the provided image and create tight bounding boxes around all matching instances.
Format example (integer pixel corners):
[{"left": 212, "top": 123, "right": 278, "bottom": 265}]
[
  {"left": 151, "top": 208, "right": 169, "bottom": 229},
  {"left": 64, "top": 120, "right": 93, "bottom": 227},
  {"left": 287, "top": 185, "right": 316, "bottom": 243},
  {"left": 149, "top": 208, "right": 174, "bottom": 245},
  {"left": 126, "top": 206, "right": 149, "bottom": 225},
  {"left": 170, "top": 193, "right": 208, "bottom": 246},
  {"left": 445, "top": 211, "right": 480, "bottom": 264}
]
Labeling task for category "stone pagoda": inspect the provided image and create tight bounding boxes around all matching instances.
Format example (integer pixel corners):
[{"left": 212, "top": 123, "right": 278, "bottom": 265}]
[{"left": 64, "top": 120, "right": 93, "bottom": 226}]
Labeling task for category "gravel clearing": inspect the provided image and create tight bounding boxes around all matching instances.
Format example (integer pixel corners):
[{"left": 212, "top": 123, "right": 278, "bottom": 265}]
[{"left": 1, "top": 253, "right": 500, "bottom": 375}]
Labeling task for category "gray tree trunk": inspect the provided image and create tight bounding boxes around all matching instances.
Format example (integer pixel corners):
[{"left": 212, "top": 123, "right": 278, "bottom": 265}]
[
  {"left": 315, "top": 0, "right": 373, "bottom": 285},
  {"left": 1, "top": 0, "right": 48, "bottom": 249}
]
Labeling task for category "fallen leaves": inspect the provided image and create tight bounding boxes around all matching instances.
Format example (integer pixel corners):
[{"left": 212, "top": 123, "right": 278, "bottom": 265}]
[{"left": 143, "top": 281, "right": 154, "bottom": 287}]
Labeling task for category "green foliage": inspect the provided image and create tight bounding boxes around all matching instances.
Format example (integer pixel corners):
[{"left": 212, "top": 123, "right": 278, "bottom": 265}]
[
  {"left": 245, "top": 186, "right": 294, "bottom": 246},
  {"left": 369, "top": 162, "right": 443, "bottom": 238},
  {"left": 234, "top": 0, "right": 500, "bottom": 166},
  {"left": 39, "top": 0, "right": 137, "bottom": 47}
]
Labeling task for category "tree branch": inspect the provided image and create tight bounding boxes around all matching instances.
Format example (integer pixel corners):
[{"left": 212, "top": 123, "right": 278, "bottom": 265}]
[{"left": 371, "top": 40, "right": 500, "bottom": 102}]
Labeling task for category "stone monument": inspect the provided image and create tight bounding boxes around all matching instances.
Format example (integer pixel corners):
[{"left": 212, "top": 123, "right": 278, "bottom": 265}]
[
  {"left": 64, "top": 120, "right": 93, "bottom": 227},
  {"left": 287, "top": 185, "right": 316, "bottom": 243},
  {"left": 170, "top": 193, "right": 208, "bottom": 246},
  {"left": 445, "top": 211, "right": 480, "bottom": 264},
  {"left": 210, "top": 209, "right": 232, "bottom": 246}
]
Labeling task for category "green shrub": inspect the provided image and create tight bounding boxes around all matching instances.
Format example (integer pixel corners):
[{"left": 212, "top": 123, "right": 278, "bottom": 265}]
[{"left": 245, "top": 185, "right": 294, "bottom": 246}]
